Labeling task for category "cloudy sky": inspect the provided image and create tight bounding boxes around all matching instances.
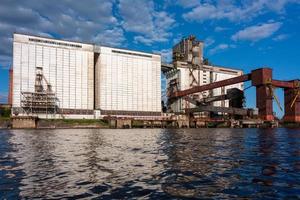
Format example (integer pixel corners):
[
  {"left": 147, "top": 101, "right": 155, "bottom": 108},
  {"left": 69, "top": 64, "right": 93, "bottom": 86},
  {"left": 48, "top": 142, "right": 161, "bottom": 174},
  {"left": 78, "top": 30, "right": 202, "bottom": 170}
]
[{"left": 0, "top": 0, "right": 300, "bottom": 116}]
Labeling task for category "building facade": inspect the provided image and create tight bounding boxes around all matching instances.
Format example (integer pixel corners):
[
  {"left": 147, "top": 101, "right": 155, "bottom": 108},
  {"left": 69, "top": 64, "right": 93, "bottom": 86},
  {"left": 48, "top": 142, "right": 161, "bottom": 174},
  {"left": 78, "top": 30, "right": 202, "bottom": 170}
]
[
  {"left": 95, "top": 46, "right": 161, "bottom": 116},
  {"left": 11, "top": 33, "right": 161, "bottom": 119}
]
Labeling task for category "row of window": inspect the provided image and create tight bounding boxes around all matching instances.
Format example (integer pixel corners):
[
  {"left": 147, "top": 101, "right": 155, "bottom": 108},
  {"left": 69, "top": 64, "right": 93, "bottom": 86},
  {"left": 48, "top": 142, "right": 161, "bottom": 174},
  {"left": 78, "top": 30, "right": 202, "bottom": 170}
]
[
  {"left": 112, "top": 50, "right": 153, "bottom": 58},
  {"left": 29, "top": 38, "right": 83, "bottom": 48}
]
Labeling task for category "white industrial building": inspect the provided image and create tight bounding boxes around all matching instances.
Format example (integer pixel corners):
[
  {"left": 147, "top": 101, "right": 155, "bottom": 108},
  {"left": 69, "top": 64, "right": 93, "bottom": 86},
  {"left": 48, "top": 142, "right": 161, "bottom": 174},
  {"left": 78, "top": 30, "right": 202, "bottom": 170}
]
[
  {"left": 165, "top": 64, "right": 243, "bottom": 112},
  {"left": 11, "top": 33, "right": 244, "bottom": 119},
  {"left": 165, "top": 35, "right": 244, "bottom": 113},
  {"left": 94, "top": 46, "right": 161, "bottom": 116},
  {"left": 11, "top": 33, "right": 161, "bottom": 119}
]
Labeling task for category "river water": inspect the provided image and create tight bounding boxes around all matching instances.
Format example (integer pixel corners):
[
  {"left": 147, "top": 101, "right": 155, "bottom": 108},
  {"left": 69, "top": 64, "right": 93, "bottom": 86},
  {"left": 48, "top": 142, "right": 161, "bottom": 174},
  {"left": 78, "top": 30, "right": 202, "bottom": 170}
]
[{"left": 0, "top": 128, "right": 300, "bottom": 199}]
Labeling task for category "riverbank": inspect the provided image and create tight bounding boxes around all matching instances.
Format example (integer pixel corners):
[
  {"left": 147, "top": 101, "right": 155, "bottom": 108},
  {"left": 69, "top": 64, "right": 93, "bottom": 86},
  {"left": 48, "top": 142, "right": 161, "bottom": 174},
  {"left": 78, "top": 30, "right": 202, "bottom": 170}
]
[
  {"left": 37, "top": 119, "right": 110, "bottom": 129},
  {"left": 0, "top": 118, "right": 110, "bottom": 129},
  {"left": 1, "top": 118, "right": 171, "bottom": 129},
  {"left": 280, "top": 122, "right": 300, "bottom": 128},
  {"left": 1, "top": 117, "right": 300, "bottom": 129},
  {"left": 0, "top": 117, "right": 10, "bottom": 129}
]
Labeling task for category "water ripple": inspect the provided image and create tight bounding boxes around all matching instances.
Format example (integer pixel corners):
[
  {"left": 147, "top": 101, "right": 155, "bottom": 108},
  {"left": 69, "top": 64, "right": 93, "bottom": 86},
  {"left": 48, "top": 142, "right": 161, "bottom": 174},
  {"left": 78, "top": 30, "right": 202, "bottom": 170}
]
[{"left": 0, "top": 128, "right": 300, "bottom": 199}]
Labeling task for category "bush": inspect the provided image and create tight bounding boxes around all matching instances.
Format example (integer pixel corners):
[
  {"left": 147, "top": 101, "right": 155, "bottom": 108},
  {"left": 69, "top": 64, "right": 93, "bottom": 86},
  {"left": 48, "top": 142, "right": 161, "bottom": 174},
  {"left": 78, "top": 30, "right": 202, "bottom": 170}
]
[{"left": 0, "top": 108, "right": 11, "bottom": 118}]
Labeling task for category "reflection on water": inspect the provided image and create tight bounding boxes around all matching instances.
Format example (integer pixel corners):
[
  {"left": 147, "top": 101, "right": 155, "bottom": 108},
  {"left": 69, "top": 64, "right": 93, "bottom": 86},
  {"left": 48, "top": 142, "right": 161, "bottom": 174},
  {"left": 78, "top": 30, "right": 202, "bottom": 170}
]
[{"left": 0, "top": 128, "right": 300, "bottom": 199}]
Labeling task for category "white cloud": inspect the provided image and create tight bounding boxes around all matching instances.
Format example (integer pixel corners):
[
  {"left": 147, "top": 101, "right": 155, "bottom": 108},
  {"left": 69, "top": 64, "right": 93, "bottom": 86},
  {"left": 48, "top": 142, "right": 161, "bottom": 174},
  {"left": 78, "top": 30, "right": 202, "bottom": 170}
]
[
  {"left": 175, "top": 0, "right": 200, "bottom": 8},
  {"left": 0, "top": 0, "right": 122, "bottom": 67},
  {"left": 214, "top": 26, "right": 229, "bottom": 32},
  {"left": 209, "top": 44, "right": 228, "bottom": 54},
  {"left": 209, "top": 43, "right": 236, "bottom": 54},
  {"left": 183, "top": 3, "right": 218, "bottom": 21},
  {"left": 93, "top": 27, "right": 126, "bottom": 47},
  {"left": 134, "top": 36, "right": 154, "bottom": 46},
  {"left": 119, "top": 0, "right": 175, "bottom": 45},
  {"left": 204, "top": 37, "right": 215, "bottom": 47},
  {"left": 273, "top": 34, "right": 289, "bottom": 41},
  {"left": 231, "top": 22, "right": 282, "bottom": 41},
  {"left": 183, "top": 0, "right": 299, "bottom": 22},
  {"left": 0, "top": 0, "right": 178, "bottom": 67},
  {"left": 119, "top": 0, "right": 154, "bottom": 34},
  {"left": 0, "top": 0, "right": 117, "bottom": 39}
]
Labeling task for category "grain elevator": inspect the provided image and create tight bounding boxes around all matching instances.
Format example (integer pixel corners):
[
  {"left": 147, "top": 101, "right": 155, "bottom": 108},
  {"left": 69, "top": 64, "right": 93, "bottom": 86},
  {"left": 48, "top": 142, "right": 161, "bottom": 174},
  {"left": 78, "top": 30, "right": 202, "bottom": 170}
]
[
  {"left": 11, "top": 33, "right": 161, "bottom": 119},
  {"left": 165, "top": 35, "right": 243, "bottom": 114}
]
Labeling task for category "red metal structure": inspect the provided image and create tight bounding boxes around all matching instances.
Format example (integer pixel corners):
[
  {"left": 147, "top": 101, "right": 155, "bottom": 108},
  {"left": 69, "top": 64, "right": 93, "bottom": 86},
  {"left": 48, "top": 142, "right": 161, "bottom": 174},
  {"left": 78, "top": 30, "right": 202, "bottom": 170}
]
[
  {"left": 169, "top": 68, "right": 300, "bottom": 123},
  {"left": 8, "top": 68, "right": 13, "bottom": 105}
]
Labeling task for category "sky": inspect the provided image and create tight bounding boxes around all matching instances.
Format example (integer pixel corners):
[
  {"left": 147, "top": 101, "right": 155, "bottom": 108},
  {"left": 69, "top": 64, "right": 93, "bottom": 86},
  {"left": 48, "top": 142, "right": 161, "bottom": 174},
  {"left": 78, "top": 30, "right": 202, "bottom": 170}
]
[{"left": 0, "top": 0, "right": 300, "bottom": 117}]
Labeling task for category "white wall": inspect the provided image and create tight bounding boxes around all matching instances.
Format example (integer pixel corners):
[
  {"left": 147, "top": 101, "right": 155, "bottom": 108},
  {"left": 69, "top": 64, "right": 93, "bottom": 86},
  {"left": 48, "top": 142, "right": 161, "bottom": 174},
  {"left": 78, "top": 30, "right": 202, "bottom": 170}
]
[
  {"left": 95, "top": 46, "right": 161, "bottom": 114},
  {"left": 166, "top": 69, "right": 181, "bottom": 112},
  {"left": 12, "top": 34, "right": 94, "bottom": 112}
]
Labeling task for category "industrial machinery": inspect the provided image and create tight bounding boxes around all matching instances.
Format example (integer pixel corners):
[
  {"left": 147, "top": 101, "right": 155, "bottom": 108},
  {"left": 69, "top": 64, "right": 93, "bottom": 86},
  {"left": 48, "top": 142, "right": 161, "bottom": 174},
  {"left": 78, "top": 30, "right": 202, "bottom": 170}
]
[
  {"left": 183, "top": 88, "right": 252, "bottom": 119},
  {"left": 166, "top": 35, "right": 244, "bottom": 118},
  {"left": 168, "top": 68, "right": 300, "bottom": 123}
]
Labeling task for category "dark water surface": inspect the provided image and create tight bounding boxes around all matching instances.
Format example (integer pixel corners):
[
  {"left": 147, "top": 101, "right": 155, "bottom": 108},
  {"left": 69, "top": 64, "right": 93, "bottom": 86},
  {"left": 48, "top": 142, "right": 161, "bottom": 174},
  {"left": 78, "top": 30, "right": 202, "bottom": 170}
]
[{"left": 1, "top": 128, "right": 300, "bottom": 199}]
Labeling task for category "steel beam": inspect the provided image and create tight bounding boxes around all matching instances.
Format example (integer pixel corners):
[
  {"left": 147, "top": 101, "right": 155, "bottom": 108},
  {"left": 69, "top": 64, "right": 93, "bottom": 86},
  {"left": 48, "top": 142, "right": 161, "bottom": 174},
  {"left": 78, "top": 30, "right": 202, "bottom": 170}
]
[
  {"left": 272, "top": 80, "right": 296, "bottom": 88},
  {"left": 170, "top": 74, "right": 251, "bottom": 98}
]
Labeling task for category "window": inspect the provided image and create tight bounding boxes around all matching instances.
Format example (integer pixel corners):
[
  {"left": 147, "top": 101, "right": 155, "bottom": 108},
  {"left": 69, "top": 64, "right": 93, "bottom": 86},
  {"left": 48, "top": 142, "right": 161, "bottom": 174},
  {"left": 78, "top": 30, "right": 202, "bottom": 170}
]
[
  {"left": 112, "top": 50, "right": 152, "bottom": 58},
  {"left": 29, "top": 38, "right": 82, "bottom": 48}
]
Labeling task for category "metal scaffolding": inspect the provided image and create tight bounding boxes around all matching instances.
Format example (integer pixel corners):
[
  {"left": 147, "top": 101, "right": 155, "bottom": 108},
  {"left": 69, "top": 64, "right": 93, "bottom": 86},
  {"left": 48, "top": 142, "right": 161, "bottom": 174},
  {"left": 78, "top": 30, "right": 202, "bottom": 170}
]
[{"left": 21, "top": 67, "right": 58, "bottom": 115}]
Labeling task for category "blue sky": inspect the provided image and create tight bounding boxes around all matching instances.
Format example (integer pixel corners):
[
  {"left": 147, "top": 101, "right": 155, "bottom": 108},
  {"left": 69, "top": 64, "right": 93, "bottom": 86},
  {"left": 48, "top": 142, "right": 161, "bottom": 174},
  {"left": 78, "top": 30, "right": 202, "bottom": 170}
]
[{"left": 0, "top": 0, "right": 299, "bottom": 117}]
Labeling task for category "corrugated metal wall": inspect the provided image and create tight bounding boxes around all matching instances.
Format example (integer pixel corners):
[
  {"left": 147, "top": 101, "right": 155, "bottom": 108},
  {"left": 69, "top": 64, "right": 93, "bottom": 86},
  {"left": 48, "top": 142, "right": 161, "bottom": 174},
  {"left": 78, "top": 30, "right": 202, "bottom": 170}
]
[
  {"left": 12, "top": 34, "right": 94, "bottom": 112},
  {"left": 95, "top": 47, "right": 161, "bottom": 113}
]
